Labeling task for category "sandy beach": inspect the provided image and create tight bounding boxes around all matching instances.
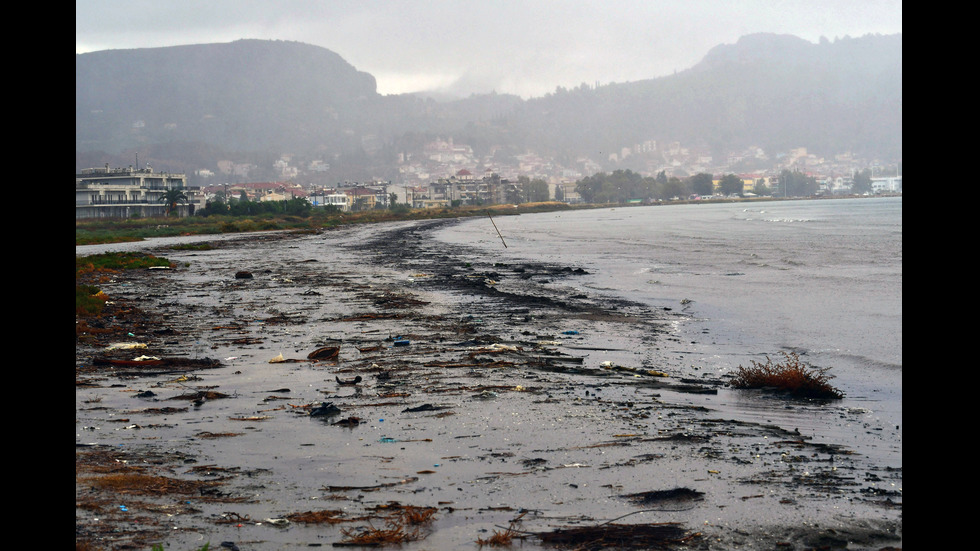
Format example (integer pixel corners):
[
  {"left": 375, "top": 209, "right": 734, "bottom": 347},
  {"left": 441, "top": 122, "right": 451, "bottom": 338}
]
[{"left": 76, "top": 219, "right": 901, "bottom": 550}]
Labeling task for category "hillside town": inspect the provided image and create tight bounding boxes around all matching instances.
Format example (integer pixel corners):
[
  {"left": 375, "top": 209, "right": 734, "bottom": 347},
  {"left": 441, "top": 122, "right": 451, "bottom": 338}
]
[{"left": 76, "top": 137, "right": 901, "bottom": 219}]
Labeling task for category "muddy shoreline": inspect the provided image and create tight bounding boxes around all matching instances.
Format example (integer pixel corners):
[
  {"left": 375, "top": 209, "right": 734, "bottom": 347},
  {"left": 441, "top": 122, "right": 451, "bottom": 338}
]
[{"left": 76, "top": 218, "right": 901, "bottom": 550}]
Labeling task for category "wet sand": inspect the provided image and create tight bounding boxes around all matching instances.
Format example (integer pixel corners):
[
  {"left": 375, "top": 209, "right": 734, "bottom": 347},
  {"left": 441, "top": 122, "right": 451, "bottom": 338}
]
[{"left": 76, "top": 218, "right": 902, "bottom": 550}]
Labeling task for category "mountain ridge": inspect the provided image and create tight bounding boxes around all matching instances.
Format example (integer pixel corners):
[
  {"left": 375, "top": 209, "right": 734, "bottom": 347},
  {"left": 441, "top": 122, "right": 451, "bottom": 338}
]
[{"left": 76, "top": 34, "right": 901, "bottom": 177}]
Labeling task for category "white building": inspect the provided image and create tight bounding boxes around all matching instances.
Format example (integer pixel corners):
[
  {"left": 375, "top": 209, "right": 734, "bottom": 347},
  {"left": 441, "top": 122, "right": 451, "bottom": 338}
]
[
  {"left": 76, "top": 165, "right": 192, "bottom": 219},
  {"left": 871, "top": 176, "right": 902, "bottom": 193}
]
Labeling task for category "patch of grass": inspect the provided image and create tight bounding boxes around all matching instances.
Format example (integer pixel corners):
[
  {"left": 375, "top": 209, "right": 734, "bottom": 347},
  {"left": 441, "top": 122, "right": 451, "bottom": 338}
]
[
  {"left": 729, "top": 352, "right": 844, "bottom": 399},
  {"left": 76, "top": 251, "right": 172, "bottom": 275},
  {"left": 75, "top": 202, "right": 594, "bottom": 245},
  {"left": 169, "top": 242, "right": 214, "bottom": 251},
  {"left": 76, "top": 284, "right": 107, "bottom": 316}
]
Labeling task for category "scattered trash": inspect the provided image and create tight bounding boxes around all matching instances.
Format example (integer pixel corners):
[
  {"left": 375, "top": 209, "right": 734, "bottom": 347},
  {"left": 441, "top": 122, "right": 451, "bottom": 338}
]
[
  {"left": 600, "top": 361, "right": 668, "bottom": 377},
  {"left": 336, "top": 375, "right": 362, "bottom": 386},
  {"left": 92, "top": 357, "right": 163, "bottom": 367},
  {"left": 235, "top": 271, "right": 253, "bottom": 279},
  {"left": 393, "top": 339, "right": 411, "bottom": 347},
  {"left": 106, "top": 342, "right": 147, "bottom": 351},
  {"left": 269, "top": 353, "right": 286, "bottom": 363},
  {"left": 488, "top": 343, "right": 518, "bottom": 351},
  {"left": 561, "top": 330, "right": 580, "bottom": 335}
]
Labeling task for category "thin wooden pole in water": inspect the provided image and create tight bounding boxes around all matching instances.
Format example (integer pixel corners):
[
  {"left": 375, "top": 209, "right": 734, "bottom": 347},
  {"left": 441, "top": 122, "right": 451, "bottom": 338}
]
[{"left": 487, "top": 210, "right": 507, "bottom": 248}]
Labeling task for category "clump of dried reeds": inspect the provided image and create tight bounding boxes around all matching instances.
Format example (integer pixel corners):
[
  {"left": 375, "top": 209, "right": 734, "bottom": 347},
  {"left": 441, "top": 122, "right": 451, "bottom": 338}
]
[
  {"left": 339, "top": 520, "right": 422, "bottom": 545},
  {"left": 476, "top": 511, "right": 528, "bottom": 547},
  {"left": 477, "top": 525, "right": 525, "bottom": 547},
  {"left": 80, "top": 473, "right": 221, "bottom": 496},
  {"left": 729, "top": 352, "right": 844, "bottom": 399},
  {"left": 287, "top": 509, "right": 350, "bottom": 524},
  {"left": 398, "top": 505, "right": 438, "bottom": 524},
  {"left": 337, "top": 505, "right": 437, "bottom": 545}
]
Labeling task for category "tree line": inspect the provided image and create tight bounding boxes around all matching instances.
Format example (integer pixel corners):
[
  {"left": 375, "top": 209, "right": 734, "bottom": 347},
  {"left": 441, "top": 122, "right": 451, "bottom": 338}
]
[
  {"left": 198, "top": 192, "right": 313, "bottom": 217},
  {"left": 574, "top": 169, "right": 824, "bottom": 203}
]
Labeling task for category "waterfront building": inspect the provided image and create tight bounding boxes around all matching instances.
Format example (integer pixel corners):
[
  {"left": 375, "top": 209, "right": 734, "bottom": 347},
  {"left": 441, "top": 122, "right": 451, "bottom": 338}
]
[{"left": 76, "top": 165, "right": 191, "bottom": 219}]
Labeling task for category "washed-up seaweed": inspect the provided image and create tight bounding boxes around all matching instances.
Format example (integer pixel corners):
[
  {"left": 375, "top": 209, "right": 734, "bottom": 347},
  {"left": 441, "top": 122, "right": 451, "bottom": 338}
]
[
  {"left": 620, "top": 487, "right": 705, "bottom": 507},
  {"left": 534, "top": 521, "right": 698, "bottom": 549}
]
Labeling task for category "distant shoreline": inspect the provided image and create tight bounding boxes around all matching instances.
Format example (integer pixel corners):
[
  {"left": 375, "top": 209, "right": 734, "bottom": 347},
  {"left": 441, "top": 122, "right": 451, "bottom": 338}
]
[{"left": 75, "top": 193, "right": 901, "bottom": 247}]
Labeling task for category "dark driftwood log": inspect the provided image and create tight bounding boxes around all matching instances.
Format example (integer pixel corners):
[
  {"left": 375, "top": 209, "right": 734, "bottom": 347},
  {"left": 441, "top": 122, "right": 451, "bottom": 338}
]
[{"left": 308, "top": 346, "right": 340, "bottom": 360}]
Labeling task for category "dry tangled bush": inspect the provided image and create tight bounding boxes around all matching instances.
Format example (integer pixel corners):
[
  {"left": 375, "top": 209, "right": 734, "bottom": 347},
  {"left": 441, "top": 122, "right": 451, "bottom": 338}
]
[{"left": 730, "top": 352, "right": 844, "bottom": 399}]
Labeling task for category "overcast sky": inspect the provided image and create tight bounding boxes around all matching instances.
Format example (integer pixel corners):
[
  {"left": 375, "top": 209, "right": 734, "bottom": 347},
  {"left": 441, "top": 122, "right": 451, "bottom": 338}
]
[{"left": 76, "top": 0, "right": 902, "bottom": 99}]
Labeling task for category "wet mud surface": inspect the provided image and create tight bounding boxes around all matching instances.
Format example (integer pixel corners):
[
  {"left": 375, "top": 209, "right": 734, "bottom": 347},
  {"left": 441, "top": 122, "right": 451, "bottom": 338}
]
[{"left": 76, "top": 219, "right": 902, "bottom": 550}]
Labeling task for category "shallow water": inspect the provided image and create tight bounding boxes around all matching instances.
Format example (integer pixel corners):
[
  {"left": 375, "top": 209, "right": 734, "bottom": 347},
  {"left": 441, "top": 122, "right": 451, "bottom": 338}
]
[{"left": 432, "top": 198, "right": 902, "bottom": 471}]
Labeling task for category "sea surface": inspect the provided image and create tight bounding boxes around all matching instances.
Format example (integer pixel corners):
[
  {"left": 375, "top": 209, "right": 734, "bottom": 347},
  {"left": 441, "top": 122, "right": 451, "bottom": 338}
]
[{"left": 434, "top": 196, "right": 902, "bottom": 465}]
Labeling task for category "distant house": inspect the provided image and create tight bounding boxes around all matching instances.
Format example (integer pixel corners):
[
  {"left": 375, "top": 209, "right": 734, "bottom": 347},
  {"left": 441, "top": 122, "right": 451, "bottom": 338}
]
[
  {"left": 221, "top": 181, "right": 305, "bottom": 202},
  {"left": 76, "top": 165, "right": 191, "bottom": 219},
  {"left": 345, "top": 187, "right": 377, "bottom": 211},
  {"left": 308, "top": 189, "right": 350, "bottom": 210},
  {"left": 324, "top": 192, "right": 350, "bottom": 210}
]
